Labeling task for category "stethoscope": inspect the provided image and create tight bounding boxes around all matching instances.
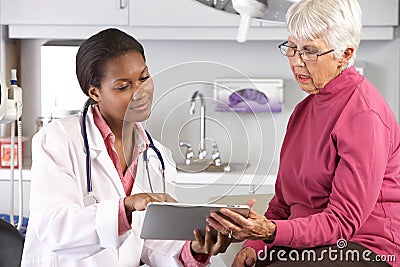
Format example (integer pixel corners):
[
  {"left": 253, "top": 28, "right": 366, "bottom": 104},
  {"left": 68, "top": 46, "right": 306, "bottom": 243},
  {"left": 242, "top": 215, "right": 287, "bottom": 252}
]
[{"left": 82, "top": 107, "right": 166, "bottom": 205}]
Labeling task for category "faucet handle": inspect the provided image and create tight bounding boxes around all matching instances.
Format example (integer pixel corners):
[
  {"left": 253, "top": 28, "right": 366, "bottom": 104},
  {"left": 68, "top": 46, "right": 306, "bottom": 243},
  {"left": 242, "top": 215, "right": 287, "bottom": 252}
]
[
  {"left": 198, "top": 149, "right": 207, "bottom": 160},
  {"left": 179, "top": 141, "right": 194, "bottom": 165},
  {"left": 211, "top": 141, "right": 221, "bottom": 167}
]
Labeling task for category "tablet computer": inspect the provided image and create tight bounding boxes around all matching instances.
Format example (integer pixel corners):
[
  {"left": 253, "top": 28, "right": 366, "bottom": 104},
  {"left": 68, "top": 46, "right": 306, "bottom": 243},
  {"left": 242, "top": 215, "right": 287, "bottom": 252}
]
[{"left": 140, "top": 202, "right": 250, "bottom": 240}]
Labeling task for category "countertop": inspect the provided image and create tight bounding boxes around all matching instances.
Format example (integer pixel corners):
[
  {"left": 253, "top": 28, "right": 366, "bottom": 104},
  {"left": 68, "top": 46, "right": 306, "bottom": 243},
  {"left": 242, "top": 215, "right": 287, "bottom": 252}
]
[{"left": 176, "top": 161, "right": 278, "bottom": 186}]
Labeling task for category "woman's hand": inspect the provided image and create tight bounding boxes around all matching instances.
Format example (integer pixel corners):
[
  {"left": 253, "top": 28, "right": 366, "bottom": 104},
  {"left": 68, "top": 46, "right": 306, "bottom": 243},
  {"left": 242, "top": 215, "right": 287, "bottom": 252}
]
[
  {"left": 206, "top": 199, "right": 276, "bottom": 242},
  {"left": 190, "top": 226, "right": 232, "bottom": 256},
  {"left": 124, "top": 193, "right": 177, "bottom": 214},
  {"left": 232, "top": 247, "right": 257, "bottom": 267}
]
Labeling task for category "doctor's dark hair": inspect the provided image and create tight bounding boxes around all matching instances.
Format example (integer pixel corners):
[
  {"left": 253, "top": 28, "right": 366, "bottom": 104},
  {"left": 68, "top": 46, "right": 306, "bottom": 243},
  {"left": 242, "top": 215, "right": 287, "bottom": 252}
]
[{"left": 76, "top": 28, "right": 146, "bottom": 108}]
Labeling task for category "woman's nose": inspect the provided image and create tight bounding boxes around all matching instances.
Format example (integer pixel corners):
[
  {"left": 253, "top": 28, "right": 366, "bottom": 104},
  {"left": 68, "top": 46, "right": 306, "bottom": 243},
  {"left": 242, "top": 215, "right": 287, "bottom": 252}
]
[
  {"left": 132, "top": 90, "right": 143, "bottom": 101},
  {"left": 290, "top": 52, "right": 305, "bottom": 67}
]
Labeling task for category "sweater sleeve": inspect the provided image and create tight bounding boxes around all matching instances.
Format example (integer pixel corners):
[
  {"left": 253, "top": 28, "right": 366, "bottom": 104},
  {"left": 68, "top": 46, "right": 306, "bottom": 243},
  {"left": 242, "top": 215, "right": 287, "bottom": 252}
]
[
  {"left": 265, "top": 172, "right": 291, "bottom": 220},
  {"left": 270, "top": 111, "right": 390, "bottom": 248}
]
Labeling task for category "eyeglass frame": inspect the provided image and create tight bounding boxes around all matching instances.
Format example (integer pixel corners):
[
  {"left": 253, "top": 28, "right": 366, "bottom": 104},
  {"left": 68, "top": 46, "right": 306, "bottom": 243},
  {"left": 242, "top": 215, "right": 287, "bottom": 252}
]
[{"left": 278, "top": 41, "right": 335, "bottom": 62}]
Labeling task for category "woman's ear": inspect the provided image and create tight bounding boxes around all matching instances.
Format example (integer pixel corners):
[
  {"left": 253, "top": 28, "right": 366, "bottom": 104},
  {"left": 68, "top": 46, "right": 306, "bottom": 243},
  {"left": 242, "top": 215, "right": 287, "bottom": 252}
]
[
  {"left": 88, "top": 85, "right": 101, "bottom": 102},
  {"left": 340, "top": 47, "right": 355, "bottom": 64}
]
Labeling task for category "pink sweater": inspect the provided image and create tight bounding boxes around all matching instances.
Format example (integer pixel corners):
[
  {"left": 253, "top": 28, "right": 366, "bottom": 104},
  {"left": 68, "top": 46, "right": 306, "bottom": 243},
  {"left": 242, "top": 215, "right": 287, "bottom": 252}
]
[{"left": 244, "top": 66, "right": 400, "bottom": 265}]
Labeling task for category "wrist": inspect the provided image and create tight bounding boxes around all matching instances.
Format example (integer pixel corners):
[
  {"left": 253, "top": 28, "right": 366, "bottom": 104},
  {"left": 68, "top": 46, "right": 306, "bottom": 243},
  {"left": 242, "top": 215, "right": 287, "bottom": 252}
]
[
  {"left": 189, "top": 241, "right": 200, "bottom": 256},
  {"left": 188, "top": 241, "right": 209, "bottom": 263},
  {"left": 263, "top": 221, "right": 276, "bottom": 243},
  {"left": 124, "top": 197, "right": 136, "bottom": 214}
]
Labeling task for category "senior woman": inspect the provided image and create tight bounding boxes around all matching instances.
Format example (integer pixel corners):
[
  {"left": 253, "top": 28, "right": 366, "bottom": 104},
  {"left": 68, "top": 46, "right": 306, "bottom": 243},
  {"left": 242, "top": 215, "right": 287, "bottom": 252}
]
[{"left": 207, "top": 0, "right": 400, "bottom": 266}]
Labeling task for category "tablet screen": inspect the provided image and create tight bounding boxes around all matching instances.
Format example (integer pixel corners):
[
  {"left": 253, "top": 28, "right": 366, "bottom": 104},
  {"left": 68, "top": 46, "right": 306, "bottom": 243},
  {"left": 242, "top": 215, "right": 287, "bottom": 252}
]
[{"left": 140, "top": 202, "right": 250, "bottom": 240}]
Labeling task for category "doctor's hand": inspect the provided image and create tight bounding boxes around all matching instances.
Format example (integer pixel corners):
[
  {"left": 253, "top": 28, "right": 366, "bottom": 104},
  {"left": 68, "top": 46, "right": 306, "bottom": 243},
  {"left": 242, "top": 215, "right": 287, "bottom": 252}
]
[
  {"left": 124, "top": 193, "right": 177, "bottom": 214},
  {"left": 190, "top": 225, "right": 232, "bottom": 256}
]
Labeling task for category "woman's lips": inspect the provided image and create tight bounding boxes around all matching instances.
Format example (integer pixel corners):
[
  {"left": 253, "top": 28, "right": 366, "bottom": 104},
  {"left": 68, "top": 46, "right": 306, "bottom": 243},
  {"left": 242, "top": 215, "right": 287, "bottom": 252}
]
[
  {"left": 297, "top": 73, "right": 311, "bottom": 83},
  {"left": 130, "top": 102, "right": 148, "bottom": 111}
]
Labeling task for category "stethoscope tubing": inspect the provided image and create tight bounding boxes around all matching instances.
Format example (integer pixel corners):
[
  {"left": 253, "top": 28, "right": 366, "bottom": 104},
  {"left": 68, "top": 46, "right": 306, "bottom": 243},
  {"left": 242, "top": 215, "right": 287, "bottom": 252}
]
[
  {"left": 82, "top": 107, "right": 93, "bottom": 193},
  {"left": 82, "top": 106, "right": 166, "bottom": 195},
  {"left": 143, "top": 130, "right": 166, "bottom": 193},
  {"left": 143, "top": 130, "right": 165, "bottom": 171}
]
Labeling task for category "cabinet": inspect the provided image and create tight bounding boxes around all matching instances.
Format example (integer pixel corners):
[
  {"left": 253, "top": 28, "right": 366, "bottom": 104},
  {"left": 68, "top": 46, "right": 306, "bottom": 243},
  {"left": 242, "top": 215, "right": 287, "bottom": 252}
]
[
  {"left": 0, "top": 0, "right": 129, "bottom": 26},
  {"left": 175, "top": 170, "right": 276, "bottom": 204},
  {"left": 260, "top": 0, "right": 399, "bottom": 40},
  {"left": 1, "top": 0, "right": 398, "bottom": 40},
  {"left": 261, "top": 0, "right": 399, "bottom": 27},
  {"left": 359, "top": 0, "right": 399, "bottom": 26},
  {"left": 130, "top": 0, "right": 259, "bottom": 27}
]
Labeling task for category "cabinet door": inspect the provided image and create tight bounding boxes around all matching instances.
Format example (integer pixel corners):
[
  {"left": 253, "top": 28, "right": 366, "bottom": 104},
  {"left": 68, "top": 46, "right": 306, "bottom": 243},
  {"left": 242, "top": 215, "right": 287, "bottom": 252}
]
[
  {"left": 0, "top": 0, "right": 129, "bottom": 25},
  {"left": 130, "top": 0, "right": 259, "bottom": 27},
  {"left": 359, "top": 0, "right": 399, "bottom": 26},
  {"left": 261, "top": 0, "right": 399, "bottom": 27}
]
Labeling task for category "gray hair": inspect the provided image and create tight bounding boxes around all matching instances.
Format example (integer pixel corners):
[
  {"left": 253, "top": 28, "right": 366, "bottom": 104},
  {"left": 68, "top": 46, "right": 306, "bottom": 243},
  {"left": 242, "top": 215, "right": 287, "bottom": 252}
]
[{"left": 285, "top": 0, "right": 362, "bottom": 68}]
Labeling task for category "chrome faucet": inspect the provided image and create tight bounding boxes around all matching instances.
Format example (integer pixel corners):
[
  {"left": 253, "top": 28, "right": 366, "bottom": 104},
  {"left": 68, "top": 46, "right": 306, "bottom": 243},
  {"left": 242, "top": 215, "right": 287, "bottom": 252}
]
[
  {"left": 211, "top": 140, "right": 221, "bottom": 167},
  {"left": 179, "top": 141, "right": 194, "bottom": 165},
  {"left": 190, "top": 91, "right": 207, "bottom": 159}
]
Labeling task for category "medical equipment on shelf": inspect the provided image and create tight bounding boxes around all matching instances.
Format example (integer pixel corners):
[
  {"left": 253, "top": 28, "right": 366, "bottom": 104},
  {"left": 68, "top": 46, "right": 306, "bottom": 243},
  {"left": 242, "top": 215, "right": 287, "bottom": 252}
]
[
  {"left": 232, "top": 0, "right": 268, "bottom": 43},
  {"left": 82, "top": 107, "right": 166, "bottom": 204},
  {"left": 192, "top": 0, "right": 297, "bottom": 43},
  {"left": 0, "top": 70, "right": 24, "bottom": 230}
]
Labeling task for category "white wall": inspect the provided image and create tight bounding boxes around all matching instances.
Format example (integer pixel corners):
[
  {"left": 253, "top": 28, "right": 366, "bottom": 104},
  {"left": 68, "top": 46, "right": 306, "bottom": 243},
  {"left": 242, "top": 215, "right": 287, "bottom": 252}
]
[
  {"left": 16, "top": 34, "right": 400, "bottom": 169},
  {"left": 141, "top": 37, "right": 400, "bottom": 167}
]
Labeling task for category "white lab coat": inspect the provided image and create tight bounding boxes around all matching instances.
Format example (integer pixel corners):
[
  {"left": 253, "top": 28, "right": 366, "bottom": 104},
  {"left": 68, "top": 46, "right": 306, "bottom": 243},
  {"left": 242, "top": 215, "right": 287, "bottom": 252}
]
[{"left": 21, "top": 107, "right": 187, "bottom": 267}]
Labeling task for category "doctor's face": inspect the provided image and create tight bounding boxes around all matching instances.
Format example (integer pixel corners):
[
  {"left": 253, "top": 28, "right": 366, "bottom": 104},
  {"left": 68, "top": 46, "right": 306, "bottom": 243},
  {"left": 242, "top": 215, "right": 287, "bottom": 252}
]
[{"left": 92, "top": 50, "right": 154, "bottom": 125}]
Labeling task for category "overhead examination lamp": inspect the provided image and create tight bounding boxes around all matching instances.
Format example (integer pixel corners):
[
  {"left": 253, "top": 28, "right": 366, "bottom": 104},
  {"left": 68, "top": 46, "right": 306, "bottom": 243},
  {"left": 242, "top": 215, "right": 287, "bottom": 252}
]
[{"left": 193, "top": 0, "right": 299, "bottom": 43}]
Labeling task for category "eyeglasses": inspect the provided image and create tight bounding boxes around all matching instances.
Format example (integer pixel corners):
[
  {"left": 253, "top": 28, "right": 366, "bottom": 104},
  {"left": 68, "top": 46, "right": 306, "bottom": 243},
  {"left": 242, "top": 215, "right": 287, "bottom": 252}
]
[{"left": 278, "top": 41, "right": 334, "bottom": 62}]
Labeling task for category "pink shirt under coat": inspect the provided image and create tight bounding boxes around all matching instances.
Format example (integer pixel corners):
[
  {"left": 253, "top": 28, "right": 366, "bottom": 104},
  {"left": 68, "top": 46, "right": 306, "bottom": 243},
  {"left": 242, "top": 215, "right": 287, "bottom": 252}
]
[
  {"left": 92, "top": 105, "right": 209, "bottom": 266},
  {"left": 244, "top": 67, "right": 400, "bottom": 266}
]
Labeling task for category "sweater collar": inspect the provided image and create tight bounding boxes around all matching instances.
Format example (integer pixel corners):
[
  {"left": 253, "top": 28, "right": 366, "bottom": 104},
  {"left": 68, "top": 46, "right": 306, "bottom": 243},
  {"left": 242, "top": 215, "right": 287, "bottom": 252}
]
[{"left": 314, "top": 66, "right": 363, "bottom": 104}]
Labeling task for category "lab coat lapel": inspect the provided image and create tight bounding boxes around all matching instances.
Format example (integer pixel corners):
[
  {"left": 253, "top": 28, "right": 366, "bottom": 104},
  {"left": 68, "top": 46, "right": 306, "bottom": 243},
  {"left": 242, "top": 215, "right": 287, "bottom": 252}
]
[{"left": 84, "top": 107, "right": 126, "bottom": 197}]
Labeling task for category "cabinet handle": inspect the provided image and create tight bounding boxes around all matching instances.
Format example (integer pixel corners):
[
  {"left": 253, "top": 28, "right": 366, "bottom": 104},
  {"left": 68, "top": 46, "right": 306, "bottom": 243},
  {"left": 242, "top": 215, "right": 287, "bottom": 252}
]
[{"left": 119, "top": 0, "right": 127, "bottom": 9}]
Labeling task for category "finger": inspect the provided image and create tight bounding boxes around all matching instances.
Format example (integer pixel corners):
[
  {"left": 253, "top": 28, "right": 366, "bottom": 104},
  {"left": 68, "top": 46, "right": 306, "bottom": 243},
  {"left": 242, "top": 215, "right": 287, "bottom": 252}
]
[
  {"left": 155, "top": 193, "right": 169, "bottom": 202},
  {"left": 165, "top": 194, "right": 178, "bottom": 203},
  {"left": 208, "top": 212, "right": 233, "bottom": 228},
  {"left": 146, "top": 193, "right": 162, "bottom": 203},
  {"left": 193, "top": 229, "right": 204, "bottom": 243},
  {"left": 189, "top": 229, "right": 205, "bottom": 255},
  {"left": 245, "top": 257, "right": 256, "bottom": 267},
  {"left": 148, "top": 193, "right": 172, "bottom": 202},
  {"left": 203, "top": 226, "right": 213, "bottom": 254},
  {"left": 209, "top": 211, "right": 241, "bottom": 233},
  {"left": 219, "top": 208, "right": 250, "bottom": 227},
  {"left": 206, "top": 216, "right": 227, "bottom": 232},
  {"left": 244, "top": 248, "right": 257, "bottom": 267},
  {"left": 246, "top": 198, "right": 256, "bottom": 209},
  {"left": 129, "top": 194, "right": 153, "bottom": 211},
  {"left": 232, "top": 251, "right": 248, "bottom": 267},
  {"left": 214, "top": 231, "right": 231, "bottom": 254},
  {"left": 233, "top": 248, "right": 257, "bottom": 267}
]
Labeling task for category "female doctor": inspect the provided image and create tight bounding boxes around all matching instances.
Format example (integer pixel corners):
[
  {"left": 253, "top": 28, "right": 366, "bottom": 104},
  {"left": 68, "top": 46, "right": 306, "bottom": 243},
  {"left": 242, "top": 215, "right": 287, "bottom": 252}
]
[{"left": 21, "top": 28, "right": 231, "bottom": 267}]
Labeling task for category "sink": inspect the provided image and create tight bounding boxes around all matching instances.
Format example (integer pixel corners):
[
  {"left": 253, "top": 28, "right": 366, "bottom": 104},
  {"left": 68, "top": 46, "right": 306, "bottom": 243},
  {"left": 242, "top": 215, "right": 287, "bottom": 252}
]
[{"left": 176, "top": 159, "right": 249, "bottom": 173}]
